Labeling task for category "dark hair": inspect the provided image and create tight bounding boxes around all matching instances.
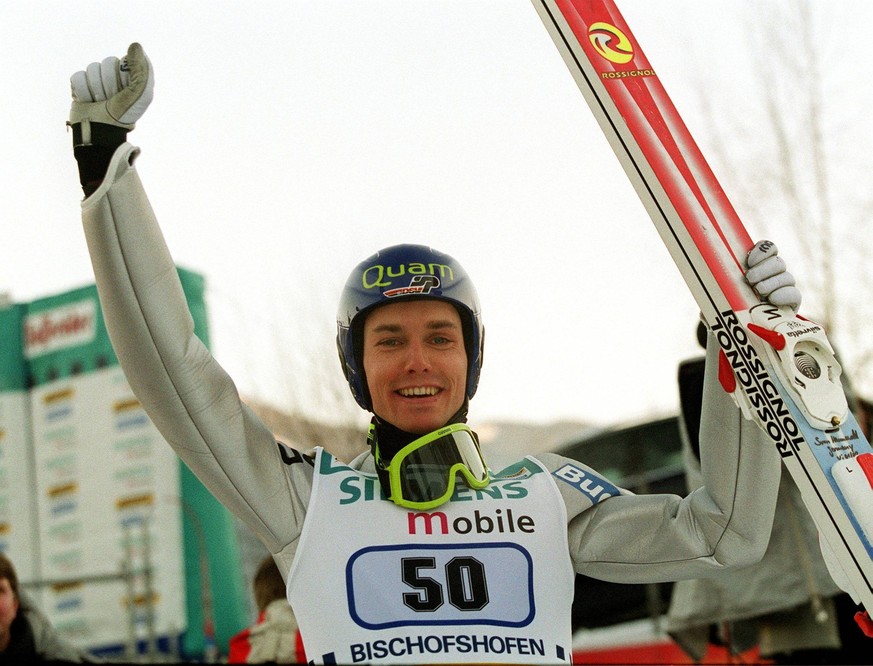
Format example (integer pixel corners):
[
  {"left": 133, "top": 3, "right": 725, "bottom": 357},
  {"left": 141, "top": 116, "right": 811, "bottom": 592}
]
[
  {"left": 252, "top": 556, "right": 285, "bottom": 612},
  {"left": 0, "top": 552, "right": 19, "bottom": 602}
]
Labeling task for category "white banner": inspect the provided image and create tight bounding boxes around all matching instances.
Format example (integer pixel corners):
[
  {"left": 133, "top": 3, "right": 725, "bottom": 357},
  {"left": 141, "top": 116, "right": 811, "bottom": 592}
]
[{"left": 31, "top": 366, "right": 186, "bottom": 650}]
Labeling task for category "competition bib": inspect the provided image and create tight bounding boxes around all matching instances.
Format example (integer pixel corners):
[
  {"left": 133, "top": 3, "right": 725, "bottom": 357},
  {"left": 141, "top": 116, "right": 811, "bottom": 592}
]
[{"left": 286, "top": 449, "right": 574, "bottom": 664}]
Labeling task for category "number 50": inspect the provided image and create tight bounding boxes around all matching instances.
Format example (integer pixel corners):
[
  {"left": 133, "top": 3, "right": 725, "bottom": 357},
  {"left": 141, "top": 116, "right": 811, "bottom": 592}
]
[{"left": 401, "top": 556, "right": 489, "bottom": 612}]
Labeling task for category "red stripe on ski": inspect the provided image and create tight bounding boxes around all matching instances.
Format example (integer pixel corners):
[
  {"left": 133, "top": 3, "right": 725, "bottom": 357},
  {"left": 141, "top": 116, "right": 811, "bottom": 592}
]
[{"left": 554, "top": 0, "right": 754, "bottom": 309}]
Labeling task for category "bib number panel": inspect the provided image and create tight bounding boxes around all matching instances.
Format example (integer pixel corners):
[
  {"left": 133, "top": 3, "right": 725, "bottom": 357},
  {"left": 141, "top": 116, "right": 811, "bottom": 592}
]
[{"left": 347, "top": 543, "right": 535, "bottom": 629}]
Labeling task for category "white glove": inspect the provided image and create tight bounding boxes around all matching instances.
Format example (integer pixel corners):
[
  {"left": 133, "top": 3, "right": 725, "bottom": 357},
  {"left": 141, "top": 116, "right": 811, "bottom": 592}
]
[
  {"left": 69, "top": 43, "right": 153, "bottom": 142},
  {"left": 745, "top": 240, "right": 802, "bottom": 312}
]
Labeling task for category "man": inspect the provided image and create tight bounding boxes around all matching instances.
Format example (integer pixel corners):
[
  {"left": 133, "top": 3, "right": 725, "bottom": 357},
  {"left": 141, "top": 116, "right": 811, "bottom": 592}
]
[{"left": 68, "top": 44, "right": 801, "bottom": 664}]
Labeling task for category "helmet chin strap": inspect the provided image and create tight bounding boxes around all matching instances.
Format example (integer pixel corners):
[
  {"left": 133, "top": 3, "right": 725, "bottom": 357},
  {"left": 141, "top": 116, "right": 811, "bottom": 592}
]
[{"left": 368, "top": 398, "right": 471, "bottom": 495}]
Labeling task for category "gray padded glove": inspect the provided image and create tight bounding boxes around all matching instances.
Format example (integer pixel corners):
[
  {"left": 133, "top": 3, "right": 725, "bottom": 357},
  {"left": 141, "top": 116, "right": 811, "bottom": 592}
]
[
  {"left": 69, "top": 42, "right": 153, "bottom": 146},
  {"left": 746, "top": 240, "right": 802, "bottom": 312}
]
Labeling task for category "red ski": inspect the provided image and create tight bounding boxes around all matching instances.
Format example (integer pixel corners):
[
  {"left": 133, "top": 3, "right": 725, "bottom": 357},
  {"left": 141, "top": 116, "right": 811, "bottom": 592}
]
[{"left": 530, "top": 0, "right": 873, "bottom": 631}]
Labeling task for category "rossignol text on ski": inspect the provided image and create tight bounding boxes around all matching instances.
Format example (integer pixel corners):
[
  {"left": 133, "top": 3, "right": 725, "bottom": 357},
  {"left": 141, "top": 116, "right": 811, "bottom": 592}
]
[{"left": 530, "top": 0, "right": 873, "bottom": 634}]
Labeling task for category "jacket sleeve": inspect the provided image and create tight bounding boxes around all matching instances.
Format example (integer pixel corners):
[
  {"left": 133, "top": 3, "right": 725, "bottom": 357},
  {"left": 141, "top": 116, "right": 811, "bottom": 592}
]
[
  {"left": 80, "top": 143, "right": 308, "bottom": 555},
  {"left": 543, "top": 328, "right": 782, "bottom": 583},
  {"left": 21, "top": 591, "right": 98, "bottom": 663}
]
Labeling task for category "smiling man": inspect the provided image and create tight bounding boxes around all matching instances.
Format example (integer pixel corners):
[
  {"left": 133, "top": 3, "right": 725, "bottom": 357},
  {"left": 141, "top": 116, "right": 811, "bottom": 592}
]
[
  {"left": 361, "top": 298, "right": 469, "bottom": 434},
  {"left": 67, "top": 44, "right": 804, "bottom": 664}
]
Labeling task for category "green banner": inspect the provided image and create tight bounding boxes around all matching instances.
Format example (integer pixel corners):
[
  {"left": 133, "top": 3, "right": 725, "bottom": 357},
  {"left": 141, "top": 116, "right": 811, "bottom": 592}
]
[
  {"left": 0, "top": 303, "right": 27, "bottom": 391},
  {"left": 24, "top": 269, "right": 209, "bottom": 387}
]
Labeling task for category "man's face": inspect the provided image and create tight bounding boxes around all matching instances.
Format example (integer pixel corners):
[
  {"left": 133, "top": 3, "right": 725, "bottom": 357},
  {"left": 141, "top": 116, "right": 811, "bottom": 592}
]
[
  {"left": 0, "top": 578, "right": 18, "bottom": 643},
  {"left": 363, "top": 299, "right": 467, "bottom": 434}
]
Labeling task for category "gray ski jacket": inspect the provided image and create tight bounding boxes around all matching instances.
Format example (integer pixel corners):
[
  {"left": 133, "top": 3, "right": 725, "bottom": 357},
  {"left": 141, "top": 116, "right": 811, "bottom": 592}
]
[{"left": 80, "top": 143, "right": 782, "bottom": 586}]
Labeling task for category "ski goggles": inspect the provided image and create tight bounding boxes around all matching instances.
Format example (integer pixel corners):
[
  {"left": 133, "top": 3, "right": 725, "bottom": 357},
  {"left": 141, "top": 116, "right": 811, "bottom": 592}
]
[{"left": 375, "top": 423, "right": 490, "bottom": 510}]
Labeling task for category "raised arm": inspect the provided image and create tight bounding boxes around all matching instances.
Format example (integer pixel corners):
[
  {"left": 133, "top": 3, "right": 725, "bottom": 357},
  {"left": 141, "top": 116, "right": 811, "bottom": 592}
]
[
  {"left": 67, "top": 44, "right": 309, "bottom": 557},
  {"left": 546, "top": 242, "right": 801, "bottom": 582}
]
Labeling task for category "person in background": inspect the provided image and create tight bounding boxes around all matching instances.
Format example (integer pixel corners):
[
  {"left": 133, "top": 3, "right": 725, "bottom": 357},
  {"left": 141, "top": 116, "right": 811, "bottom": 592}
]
[
  {"left": 0, "top": 552, "right": 98, "bottom": 663},
  {"left": 666, "top": 322, "right": 869, "bottom": 665},
  {"left": 228, "top": 556, "right": 305, "bottom": 664}
]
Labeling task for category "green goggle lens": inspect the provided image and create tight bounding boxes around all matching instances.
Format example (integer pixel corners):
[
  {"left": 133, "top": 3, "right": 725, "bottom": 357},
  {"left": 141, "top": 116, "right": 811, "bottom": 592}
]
[{"left": 377, "top": 424, "right": 489, "bottom": 510}]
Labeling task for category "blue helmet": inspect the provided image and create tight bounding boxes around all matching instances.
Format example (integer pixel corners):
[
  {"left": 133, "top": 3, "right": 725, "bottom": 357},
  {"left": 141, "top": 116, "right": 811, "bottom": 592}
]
[{"left": 336, "top": 244, "right": 484, "bottom": 411}]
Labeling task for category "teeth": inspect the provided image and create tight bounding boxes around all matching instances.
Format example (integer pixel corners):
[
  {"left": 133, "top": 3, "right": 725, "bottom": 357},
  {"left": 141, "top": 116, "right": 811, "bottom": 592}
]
[{"left": 399, "top": 387, "right": 438, "bottom": 397}]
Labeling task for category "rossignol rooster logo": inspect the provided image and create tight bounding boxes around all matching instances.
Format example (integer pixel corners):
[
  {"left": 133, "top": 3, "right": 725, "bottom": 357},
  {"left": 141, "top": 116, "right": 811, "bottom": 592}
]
[
  {"left": 588, "top": 22, "right": 634, "bottom": 64},
  {"left": 383, "top": 275, "right": 440, "bottom": 298}
]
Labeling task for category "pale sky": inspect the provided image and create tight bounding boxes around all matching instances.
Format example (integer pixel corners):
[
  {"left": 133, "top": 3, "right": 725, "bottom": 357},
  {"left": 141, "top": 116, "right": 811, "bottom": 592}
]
[{"left": 2, "top": 1, "right": 871, "bottom": 431}]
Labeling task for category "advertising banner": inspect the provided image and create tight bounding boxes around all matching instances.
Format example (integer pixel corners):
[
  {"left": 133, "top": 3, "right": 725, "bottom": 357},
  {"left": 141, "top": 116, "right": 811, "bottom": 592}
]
[{"left": 5, "top": 269, "right": 247, "bottom": 658}]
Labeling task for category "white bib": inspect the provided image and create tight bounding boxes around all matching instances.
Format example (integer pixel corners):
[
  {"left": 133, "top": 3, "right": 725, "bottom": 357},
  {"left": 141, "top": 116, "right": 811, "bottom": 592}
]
[{"left": 287, "top": 449, "right": 574, "bottom": 664}]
